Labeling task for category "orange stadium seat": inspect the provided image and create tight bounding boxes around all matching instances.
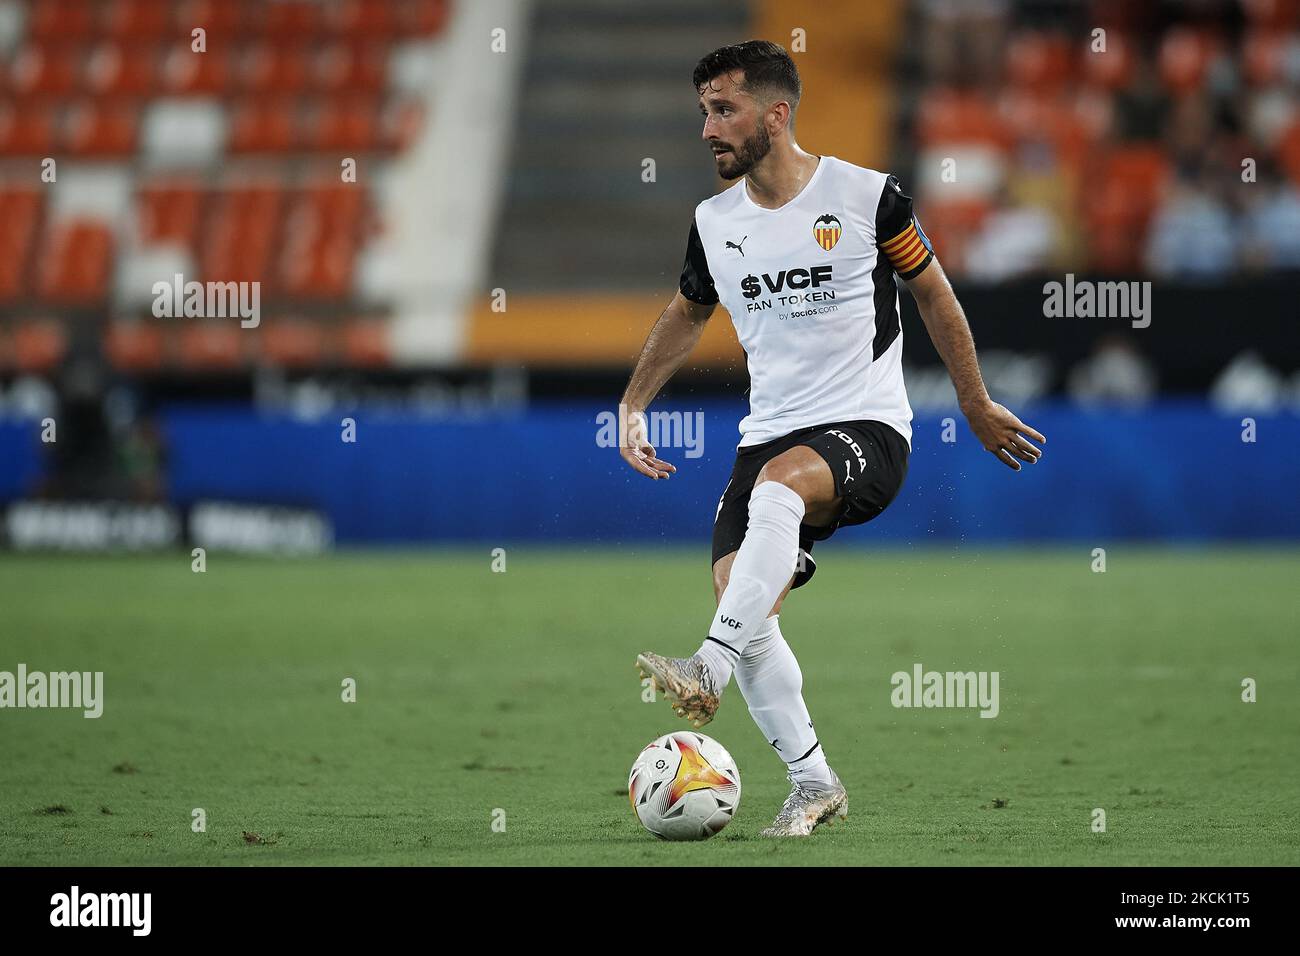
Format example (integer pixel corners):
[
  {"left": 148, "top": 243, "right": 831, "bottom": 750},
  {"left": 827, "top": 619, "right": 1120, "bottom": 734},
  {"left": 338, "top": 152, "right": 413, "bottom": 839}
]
[
  {"left": 261, "top": 0, "right": 325, "bottom": 37},
  {"left": 1241, "top": 30, "right": 1286, "bottom": 87},
  {"left": 0, "top": 105, "right": 57, "bottom": 155},
  {"left": 314, "top": 42, "right": 389, "bottom": 93},
  {"left": 101, "top": 0, "right": 173, "bottom": 38},
  {"left": 1158, "top": 27, "right": 1218, "bottom": 96},
  {"left": 307, "top": 98, "right": 382, "bottom": 152},
  {"left": 161, "top": 47, "right": 231, "bottom": 95},
  {"left": 136, "top": 180, "right": 205, "bottom": 246},
  {"left": 36, "top": 221, "right": 115, "bottom": 303},
  {"left": 329, "top": 0, "right": 398, "bottom": 36},
  {"left": 340, "top": 319, "right": 389, "bottom": 367},
  {"left": 402, "top": 0, "right": 451, "bottom": 36},
  {"left": 175, "top": 0, "right": 244, "bottom": 36},
  {"left": 10, "top": 44, "right": 81, "bottom": 96},
  {"left": 63, "top": 101, "right": 139, "bottom": 156},
  {"left": 105, "top": 320, "right": 167, "bottom": 372},
  {"left": 11, "top": 320, "right": 68, "bottom": 373},
  {"left": 177, "top": 323, "right": 245, "bottom": 370},
  {"left": 203, "top": 186, "right": 285, "bottom": 288},
  {"left": 261, "top": 319, "right": 328, "bottom": 368},
  {"left": 228, "top": 99, "right": 299, "bottom": 153},
  {"left": 1004, "top": 32, "right": 1075, "bottom": 92},
  {"left": 27, "top": 0, "right": 96, "bottom": 40},
  {"left": 1081, "top": 32, "right": 1135, "bottom": 91},
  {"left": 0, "top": 190, "right": 42, "bottom": 301},
  {"left": 84, "top": 43, "right": 159, "bottom": 97},
  {"left": 915, "top": 89, "right": 1010, "bottom": 150},
  {"left": 238, "top": 43, "right": 313, "bottom": 95},
  {"left": 1278, "top": 119, "right": 1300, "bottom": 186},
  {"left": 1083, "top": 146, "right": 1170, "bottom": 270}
]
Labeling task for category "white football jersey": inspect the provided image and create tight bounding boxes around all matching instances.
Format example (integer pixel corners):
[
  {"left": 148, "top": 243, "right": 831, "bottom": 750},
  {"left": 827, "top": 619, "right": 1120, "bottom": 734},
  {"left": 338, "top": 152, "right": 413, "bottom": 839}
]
[{"left": 679, "top": 156, "right": 934, "bottom": 449}]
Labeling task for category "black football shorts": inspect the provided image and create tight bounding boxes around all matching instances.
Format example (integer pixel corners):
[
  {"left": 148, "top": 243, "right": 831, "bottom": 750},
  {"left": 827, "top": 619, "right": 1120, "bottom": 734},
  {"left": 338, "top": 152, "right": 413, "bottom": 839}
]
[{"left": 711, "top": 419, "right": 909, "bottom": 590}]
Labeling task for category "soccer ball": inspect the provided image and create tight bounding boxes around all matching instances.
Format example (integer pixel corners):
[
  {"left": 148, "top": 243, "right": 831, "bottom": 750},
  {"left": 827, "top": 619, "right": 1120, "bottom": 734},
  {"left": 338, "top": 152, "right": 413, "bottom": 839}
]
[{"left": 627, "top": 731, "right": 741, "bottom": 840}]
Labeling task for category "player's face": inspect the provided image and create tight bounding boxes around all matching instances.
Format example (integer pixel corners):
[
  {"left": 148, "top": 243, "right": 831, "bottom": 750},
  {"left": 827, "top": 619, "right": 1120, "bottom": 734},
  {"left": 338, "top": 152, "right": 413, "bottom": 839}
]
[{"left": 698, "top": 73, "right": 773, "bottom": 180}]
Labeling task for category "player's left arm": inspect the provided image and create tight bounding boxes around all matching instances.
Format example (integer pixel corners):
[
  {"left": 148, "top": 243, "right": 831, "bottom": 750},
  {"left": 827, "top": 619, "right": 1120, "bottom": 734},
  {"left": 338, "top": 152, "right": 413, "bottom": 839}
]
[
  {"left": 904, "top": 261, "right": 1044, "bottom": 470},
  {"left": 874, "top": 173, "right": 1045, "bottom": 470}
]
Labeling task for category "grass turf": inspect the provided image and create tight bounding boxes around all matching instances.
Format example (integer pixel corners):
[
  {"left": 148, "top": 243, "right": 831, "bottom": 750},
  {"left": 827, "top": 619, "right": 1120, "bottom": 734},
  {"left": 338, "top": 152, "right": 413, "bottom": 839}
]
[{"left": 1, "top": 547, "right": 1297, "bottom": 866}]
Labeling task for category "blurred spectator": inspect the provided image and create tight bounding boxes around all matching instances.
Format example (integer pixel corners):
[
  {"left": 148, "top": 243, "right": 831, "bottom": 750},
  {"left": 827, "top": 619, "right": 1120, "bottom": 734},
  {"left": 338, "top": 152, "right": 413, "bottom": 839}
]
[
  {"left": 964, "top": 199, "right": 1057, "bottom": 280},
  {"left": 1067, "top": 335, "right": 1157, "bottom": 406},
  {"left": 1145, "top": 169, "right": 1237, "bottom": 279},
  {"left": 1210, "top": 351, "right": 1286, "bottom": 411},
  {"left": 1238, "top": 181, "right": 1300, "bottom": 269}
]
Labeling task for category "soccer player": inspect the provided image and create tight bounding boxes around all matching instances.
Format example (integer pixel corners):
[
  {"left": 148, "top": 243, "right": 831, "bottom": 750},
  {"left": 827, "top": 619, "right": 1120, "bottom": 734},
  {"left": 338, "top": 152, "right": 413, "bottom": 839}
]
[{"left": 618, "top": 41, "right": 1045, "bottom": 836}]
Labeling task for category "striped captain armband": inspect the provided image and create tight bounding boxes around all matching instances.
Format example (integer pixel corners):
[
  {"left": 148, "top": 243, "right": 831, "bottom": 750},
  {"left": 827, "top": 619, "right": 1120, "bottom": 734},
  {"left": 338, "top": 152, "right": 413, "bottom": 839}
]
[{"left": 878, "top": 218, "right": 935, "bottom": 280}]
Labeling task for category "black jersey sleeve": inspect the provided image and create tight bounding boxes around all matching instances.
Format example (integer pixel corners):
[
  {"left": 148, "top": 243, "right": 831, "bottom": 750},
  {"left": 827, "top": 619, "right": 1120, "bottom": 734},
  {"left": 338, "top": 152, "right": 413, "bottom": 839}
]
[
  {"left": 876, "top": 174, "right": 934, "bottom": 280},
  {"left": 679, "top": 218, "right": 719, "bottom": 305}
]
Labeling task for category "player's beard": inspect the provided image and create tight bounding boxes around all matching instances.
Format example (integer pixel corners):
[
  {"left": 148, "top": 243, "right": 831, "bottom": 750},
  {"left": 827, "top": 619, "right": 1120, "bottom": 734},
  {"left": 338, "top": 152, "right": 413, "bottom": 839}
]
[{"left": 714, "top": 122, "right": 771, "bottom": 180}]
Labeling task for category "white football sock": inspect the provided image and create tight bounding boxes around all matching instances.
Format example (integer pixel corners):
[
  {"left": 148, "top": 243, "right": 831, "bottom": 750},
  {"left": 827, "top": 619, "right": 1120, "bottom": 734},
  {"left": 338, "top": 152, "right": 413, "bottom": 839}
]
[
  {"left": 733, "top": 615, "right": 834, "bottom": 788},
  {"left": 696, "top": 481, "right": 805, "bottom": 688}
]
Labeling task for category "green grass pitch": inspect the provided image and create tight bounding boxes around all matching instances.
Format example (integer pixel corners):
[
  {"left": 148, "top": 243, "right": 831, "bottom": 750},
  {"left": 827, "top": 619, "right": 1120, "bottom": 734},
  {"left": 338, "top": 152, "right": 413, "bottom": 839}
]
[{"left": 1, "top": 547, "right": 1297, "bottom": 866}]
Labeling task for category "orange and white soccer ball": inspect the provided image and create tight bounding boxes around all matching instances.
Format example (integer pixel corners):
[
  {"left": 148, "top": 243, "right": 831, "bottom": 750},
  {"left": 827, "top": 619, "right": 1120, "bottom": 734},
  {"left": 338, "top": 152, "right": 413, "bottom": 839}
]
[{"left": 628, "top": 731, "right": 741, "bottom": 840}]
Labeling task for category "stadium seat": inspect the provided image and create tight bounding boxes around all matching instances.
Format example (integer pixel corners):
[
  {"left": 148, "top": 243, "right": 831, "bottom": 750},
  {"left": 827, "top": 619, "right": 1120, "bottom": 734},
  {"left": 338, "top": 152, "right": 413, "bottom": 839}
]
[
  {"left": 27, "top": 0, "right": 96, "bottom": 40},
  {"left": 401, "top": 0, "right": 451, "bottom": 36},
  {"left": 101, "top": 0, "right": 173, "bottom": 39},
  {"left": 228, "top": 99, "right": 299, "bottom": 153},
  {"left": 105, "top": 320, "right": 167, "bottom": 372},
  {"left": 313, "top": 42, "right": 389, "bottom": 93},
  {"left": 63, "top": 101, "right": 139, "bottom": 156},
  {"left": 36, "top": 221, "right": 115, "bottom": 303},
  {"left": 1241, "top": 30, "right": 1286, "bottom": 87},
  {"left": 160, "top": 47, "right": 231, "bottom": 95},
  {"left": 174, "top": 0, "right": 244, "bottom": 36},
  {"left": 0, "top": 189, "right": 42, "bottom": 301},
  {"left": 84, "top": 42, "right": 158, "bottom": 97},
  {"left": 239, "top": 43, "right": 312, "bottom": 95},
  {"left": 177, "top": 323, "right": 245, "bottom": 370},
  {"left": 340, "top": 318, "right": 389, "bottom": 367},
  {"left": 261, "top": 0, "right": 324, "bottom": 37},
  {"left": 1158, "top": 27, "right": 1217, "bottom": 95},
  {"left": 1004, "top": 31, "right": 1075, "bottom": 92},
  {"left": 306, "top": 98, "right": 382, "bottom": 152},
  {"left": 329, "top": 0, "right": 398, "bottom": 36},
  {"left": 203, "top": 185, "right": 285, "bottom": 288},
  {"left": 11, "top": 320, "right": 68, "bottom": 372},
  {"left": 1081, "top": 33, "right": 1135, "bottom": 91},
  {"left": 0, "top": 105, "right": 57, "bottom": 155},
  {"left": 1083, "top": 146, "right": 1170, "bottom": 270},
  {"left": 136, "top": 180, "right": 205, "bottom": 246},
  {"left": 260, "top": 319, "right": 327, "bottom": 368},
  {"left": 915, "top": 89, "right": 1010, "bottom": 150},
  {"left": 10, "top": 43, "right": 81, "bottom": 96}
]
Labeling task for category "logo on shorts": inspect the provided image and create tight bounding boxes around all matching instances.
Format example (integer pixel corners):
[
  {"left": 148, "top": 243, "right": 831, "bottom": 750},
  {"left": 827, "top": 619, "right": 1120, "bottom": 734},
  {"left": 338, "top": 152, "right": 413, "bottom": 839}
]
[
  {"left": 827, "top": 429, "right": 867, "bottom": 482},
  {"left": 813, "top": 214, "right": 842, "bottom": 251}
]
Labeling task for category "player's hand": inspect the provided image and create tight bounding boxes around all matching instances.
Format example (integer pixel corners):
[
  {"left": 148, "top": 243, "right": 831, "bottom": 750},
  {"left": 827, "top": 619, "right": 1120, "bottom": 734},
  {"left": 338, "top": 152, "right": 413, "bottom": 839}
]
[
  {"left": 963, "top": 399, "right": 1045, "bottom": 471},
  {"left": 618, "top": 408, "right": 676, "bottom": 480}
]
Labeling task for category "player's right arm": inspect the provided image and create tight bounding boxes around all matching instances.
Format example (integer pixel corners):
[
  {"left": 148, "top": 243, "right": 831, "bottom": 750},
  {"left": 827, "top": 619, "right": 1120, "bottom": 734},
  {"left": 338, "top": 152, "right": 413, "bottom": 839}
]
[
  {"left": 618, "top": 217, "right": 720, "bottom": 480},
  {"left": 618, "top": 291, "right": 716, "bottom": 480}
]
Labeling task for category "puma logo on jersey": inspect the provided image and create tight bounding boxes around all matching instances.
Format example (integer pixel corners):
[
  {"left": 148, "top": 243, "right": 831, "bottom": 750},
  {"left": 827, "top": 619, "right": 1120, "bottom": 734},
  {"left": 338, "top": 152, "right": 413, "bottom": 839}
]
[{"left": 725, "top": 236, "right": 748, "bottom": 256}]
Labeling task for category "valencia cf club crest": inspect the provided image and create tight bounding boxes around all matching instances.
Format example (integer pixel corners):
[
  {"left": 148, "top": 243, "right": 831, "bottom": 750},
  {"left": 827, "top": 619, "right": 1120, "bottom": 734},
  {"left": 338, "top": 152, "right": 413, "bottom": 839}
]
[{"left": 813, "top": 213, "right": 842, "bottom": 251}]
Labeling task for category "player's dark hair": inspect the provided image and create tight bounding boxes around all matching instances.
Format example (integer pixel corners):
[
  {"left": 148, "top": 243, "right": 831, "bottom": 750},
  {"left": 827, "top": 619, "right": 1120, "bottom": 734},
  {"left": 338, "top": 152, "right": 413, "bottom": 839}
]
[{"left": 693, "top": 40, "right": 801, "bottom": 113}]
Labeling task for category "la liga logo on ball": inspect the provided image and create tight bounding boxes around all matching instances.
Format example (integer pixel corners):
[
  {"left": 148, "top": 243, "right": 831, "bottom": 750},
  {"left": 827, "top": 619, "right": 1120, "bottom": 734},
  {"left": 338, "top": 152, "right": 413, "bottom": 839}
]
[
  {"left": 628, "top": 731, "right": 741, "bottom": 840},
  {"left": 813, "top": 213, "right": 842, "bottom": 251}
]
